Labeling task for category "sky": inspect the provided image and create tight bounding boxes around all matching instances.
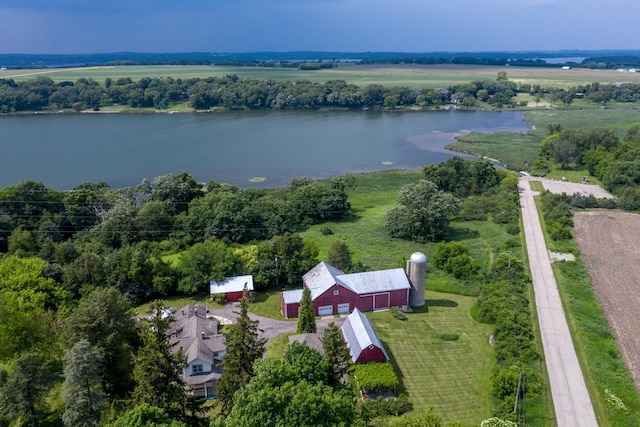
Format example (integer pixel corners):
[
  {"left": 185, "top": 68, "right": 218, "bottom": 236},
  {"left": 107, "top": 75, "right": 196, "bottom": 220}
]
[{"left": 0, "top": 0, "right": 636, "bottom": 54}]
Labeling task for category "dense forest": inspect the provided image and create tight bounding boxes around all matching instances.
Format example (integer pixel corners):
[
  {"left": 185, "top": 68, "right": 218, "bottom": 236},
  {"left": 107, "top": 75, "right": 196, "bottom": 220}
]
[{"left": 2, "top": 72, "right": 640, "bottom": 113}]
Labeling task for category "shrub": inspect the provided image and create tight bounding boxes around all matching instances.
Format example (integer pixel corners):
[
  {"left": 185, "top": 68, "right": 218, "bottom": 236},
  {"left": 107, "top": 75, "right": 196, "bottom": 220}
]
[
  {"left": 211, "top": 293, "right": 226, "bottom": 305},
  {"left": 433, "top": 242, "right": 469, "bottom": 269},
  {"left": 359, "top": 394, "right": 413, "bottom": 420},
  {"left": 390, "top": 306, "right": 407, "bottom": 320},
  {"left": 352, "top": 362, "right": 399, "bottom": 392},
  {"left": 438, "top": 333, "right": 460, "bottom": 341},
  {"left": 505, "top": 223, "right": 520, "bottom": 235},
  {"left": 320, "top": 227, "right": 334, "bottom": 235}
]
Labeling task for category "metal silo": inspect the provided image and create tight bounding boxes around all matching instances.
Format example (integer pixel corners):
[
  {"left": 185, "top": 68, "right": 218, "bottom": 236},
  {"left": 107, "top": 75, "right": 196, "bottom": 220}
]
[{"left": 406, "top": 252, "right": 426, "bottom": 307}]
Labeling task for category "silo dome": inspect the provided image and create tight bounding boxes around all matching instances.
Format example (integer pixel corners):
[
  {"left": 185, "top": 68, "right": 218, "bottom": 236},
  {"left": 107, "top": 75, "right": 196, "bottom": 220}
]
[{"left": 410, "top": 252, "right": 427, "bottom": 264}]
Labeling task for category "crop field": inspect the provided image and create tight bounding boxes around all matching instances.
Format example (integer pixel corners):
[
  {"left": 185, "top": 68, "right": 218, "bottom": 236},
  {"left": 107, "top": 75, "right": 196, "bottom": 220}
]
[
  {"left": 3, "top": 63, "right": 640, "bottom": 89},
  {"left": 573, "top": 210, "right": 640, "bottom": 391}
]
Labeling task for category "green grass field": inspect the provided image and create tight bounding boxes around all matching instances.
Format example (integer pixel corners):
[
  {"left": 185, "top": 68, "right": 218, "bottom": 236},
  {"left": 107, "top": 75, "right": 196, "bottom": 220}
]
[
  {"left": 368, "top": 291, "right": 494, "bottom": 426},
  {"left": 4, "top": 63, "right": 640, "bottom": 89}
]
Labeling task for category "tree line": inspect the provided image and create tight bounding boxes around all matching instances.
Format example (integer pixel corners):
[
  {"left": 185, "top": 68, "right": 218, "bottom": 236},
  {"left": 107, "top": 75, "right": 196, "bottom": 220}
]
[
  {"left": 0, "top": 72, "right": 525, "bottom": 113},
  {"left": 533, "top": 123, "right": 640, "bottom": 208},
  {"left": 4, "top": 72, "right": 640, "bottom": 113}
]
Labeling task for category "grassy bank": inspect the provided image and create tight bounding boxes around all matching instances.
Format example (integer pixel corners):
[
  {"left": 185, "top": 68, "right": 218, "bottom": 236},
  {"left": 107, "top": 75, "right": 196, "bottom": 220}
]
[
  {"left": 446, "top": 108, "right": 640, "bottom": 173},
  {"left": 535, "top": 197, "right": 640, "bottom": 426}
]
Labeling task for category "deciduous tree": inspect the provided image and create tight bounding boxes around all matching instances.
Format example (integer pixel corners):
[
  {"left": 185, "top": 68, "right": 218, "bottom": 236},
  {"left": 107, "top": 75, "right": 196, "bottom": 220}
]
[
  {"left": 384, "top": 180, "right": 459, "bottom": 242},
  {"left": 327, "top": 240, "right": 353, "bottom": 272},
  {"left": 178, "top": 239, "right": 236, "bottom": 293}
]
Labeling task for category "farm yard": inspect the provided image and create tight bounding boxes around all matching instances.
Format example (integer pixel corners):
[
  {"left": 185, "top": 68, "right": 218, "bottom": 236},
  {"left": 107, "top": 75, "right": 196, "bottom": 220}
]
[{"left": 573, "top": 210, "right": 640, "bottom": 391}]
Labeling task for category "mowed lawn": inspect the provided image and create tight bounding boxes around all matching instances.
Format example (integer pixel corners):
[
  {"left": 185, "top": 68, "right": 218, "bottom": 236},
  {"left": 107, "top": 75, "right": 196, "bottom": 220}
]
[{"left": 368, "top": 291, "right": 494, "bottom": 426}]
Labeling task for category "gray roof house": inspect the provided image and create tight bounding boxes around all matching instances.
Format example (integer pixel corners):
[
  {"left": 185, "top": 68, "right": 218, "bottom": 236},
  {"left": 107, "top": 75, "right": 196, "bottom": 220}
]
[{"left": 170, "top": 304, "right": 226, "bottom": 398}]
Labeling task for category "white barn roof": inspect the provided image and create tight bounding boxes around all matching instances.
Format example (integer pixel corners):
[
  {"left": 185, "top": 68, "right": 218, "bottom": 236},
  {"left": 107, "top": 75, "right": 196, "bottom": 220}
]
[
  {"left": 303, "top": 262, "right": 352, "bottom": 299},
  {"left": 338, "top": 268, "right": 410, "bottom": 294},
  {"left": 282, "top": 289, "right": 303, "bottom": 304},
  {"left": 210, "top": 275, "right": 254, "bottom": 295},
  {"left": 341, "top": 308, "right": 389, "bottom": 362},
  {"left": 286, "top": 262, "right": 410, "bottom": 304}
]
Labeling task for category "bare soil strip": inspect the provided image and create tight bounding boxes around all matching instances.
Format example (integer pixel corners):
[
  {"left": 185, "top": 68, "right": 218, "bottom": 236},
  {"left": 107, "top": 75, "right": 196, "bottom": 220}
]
[{"left": 573, "top": 210, "right": 640, "bottom": 390}]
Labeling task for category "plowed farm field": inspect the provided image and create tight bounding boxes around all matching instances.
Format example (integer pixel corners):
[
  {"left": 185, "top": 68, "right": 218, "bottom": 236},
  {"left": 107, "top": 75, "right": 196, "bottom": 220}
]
[{"left": 573, "top": 209, "right": 640, "bottom": 390}]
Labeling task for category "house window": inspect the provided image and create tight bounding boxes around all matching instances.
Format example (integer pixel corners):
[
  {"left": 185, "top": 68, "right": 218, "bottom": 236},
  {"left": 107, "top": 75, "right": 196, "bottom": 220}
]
[
  {"left": 333, "top": 290, "right": 339, "bottom": 296},
  {"left": 192, "top": 364, "right": 204, "bottom": 375},
  {"left": 368, "top": 344, "right": 374, "bottom": 350}
]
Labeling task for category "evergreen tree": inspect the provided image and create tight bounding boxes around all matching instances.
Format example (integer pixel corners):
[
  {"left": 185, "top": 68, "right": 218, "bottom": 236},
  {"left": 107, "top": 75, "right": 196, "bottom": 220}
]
[
  {"left": 132, "top": 300, "right": 190, "bottom": 422},
  {"left": 62, "top": 287, "right": 138, "bottom": 397},
  {"left": 217, "top": 288, "right": 266, "bottom": 415},
  {"left": 0, "top": 353, "right": 54, "bottom": 427},
  {"left": 297, "top": 286, "right": 316, "bottom": 333},
  {"left": 322, "top": 322, "right": 350, "bottom": 386},
  {"left": 62, "top": 340, "right": 104, "bottom": 427}
]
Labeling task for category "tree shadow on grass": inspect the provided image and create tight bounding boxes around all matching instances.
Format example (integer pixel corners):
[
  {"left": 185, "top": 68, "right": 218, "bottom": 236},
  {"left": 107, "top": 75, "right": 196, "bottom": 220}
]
[
  {"left": 447, "top": 226, "right": 480, "bottom": 241},
  {"left": 425, "top": 299, "right": 459, "bottom": 308}
]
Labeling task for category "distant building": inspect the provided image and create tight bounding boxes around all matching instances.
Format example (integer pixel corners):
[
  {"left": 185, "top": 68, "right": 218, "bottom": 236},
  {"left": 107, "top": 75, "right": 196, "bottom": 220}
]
[
  {"left": 341, "top": 308, "right": 389, "bottom": 364},
  {"left": 210, "top": 275, "right": 254, "bottom": 302},
  {"left": 170, "top": 304, "right": 226, "bottom": 398},
  {"left": 562, "top": 66, "right": 571, "bottom": 70}
]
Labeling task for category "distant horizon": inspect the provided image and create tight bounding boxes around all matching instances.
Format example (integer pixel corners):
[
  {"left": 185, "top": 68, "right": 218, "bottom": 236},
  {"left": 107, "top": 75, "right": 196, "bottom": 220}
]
[{"left": 2, "top": 49, "right": 640, "bottom": 56}]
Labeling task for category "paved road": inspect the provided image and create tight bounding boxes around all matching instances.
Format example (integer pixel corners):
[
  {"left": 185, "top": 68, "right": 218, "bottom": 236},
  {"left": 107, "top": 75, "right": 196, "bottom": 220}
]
[{"left": 519, "top": 178, "right": 599, "bottom": 427}]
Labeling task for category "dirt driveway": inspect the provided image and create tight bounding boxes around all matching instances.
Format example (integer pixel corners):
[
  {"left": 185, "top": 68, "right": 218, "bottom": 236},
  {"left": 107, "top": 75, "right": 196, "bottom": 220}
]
[{"left": 524, "top": 176, "right": 612, "bottom": 198}]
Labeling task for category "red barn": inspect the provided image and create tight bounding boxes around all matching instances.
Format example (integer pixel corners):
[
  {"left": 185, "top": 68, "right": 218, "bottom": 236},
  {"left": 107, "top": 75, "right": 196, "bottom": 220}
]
[
  {"left": 341, "top": 308, "right": 389, "bottom": 363},
  {"left": 210, "top": 275, "right": 254, "bottom": 302},
  {"left": 281, "top": 262, "right": 410, "bottom": 318}
]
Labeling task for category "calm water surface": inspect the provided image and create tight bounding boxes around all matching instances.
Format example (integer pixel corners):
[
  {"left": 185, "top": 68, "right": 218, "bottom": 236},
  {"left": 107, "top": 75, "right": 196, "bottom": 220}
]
[{"left": 0, "top": 110, "right": 531, "bottom": 189}]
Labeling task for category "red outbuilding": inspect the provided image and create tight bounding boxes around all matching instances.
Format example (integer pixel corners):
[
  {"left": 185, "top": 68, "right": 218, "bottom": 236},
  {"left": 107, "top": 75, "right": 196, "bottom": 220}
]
[
  {"left": 341, "top": 308, "right": 389, "bottom": 364},
  {"left": 210, "top": 275, "right": 254, "bottom": 302},
  {"left": 281, "top": 262, "right": 410, "bottom": 318}
]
